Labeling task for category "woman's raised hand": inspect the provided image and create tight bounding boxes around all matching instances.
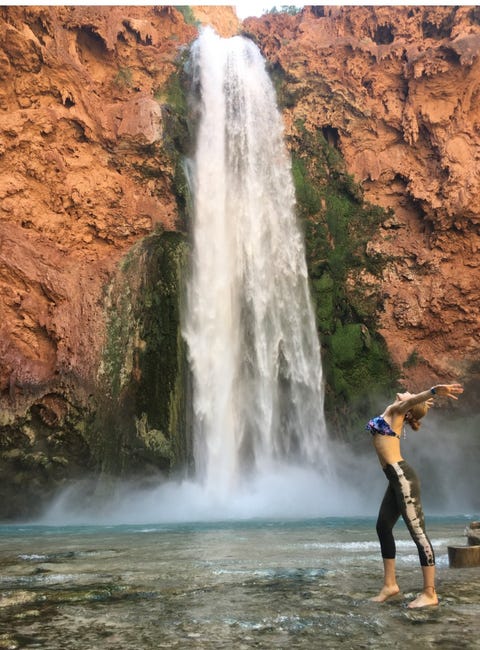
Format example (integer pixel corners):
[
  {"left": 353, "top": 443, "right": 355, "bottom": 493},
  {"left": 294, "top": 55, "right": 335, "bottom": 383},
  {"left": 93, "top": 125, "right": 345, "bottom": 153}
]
[{"left": 433, "top": 384, "right": 464, "bottom": 399}]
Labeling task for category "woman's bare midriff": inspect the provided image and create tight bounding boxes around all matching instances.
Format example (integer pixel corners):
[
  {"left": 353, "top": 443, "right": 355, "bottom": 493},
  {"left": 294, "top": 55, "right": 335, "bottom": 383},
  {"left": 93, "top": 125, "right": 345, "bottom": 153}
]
[{"left": 371, "top": 435, "right": 404, "bottom": 468}]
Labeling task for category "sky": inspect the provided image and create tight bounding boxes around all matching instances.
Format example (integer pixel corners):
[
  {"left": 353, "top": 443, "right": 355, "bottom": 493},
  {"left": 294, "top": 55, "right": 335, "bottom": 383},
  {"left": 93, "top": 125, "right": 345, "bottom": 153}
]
[
  {"left": 234, "top": 4, "right": 302, "bottom": 20},
  {"left": 3, "top": 1, "right": 470, "bottom": 13},
  {"left": 232, "top": 0, "right": 475, "bottom": 20}
]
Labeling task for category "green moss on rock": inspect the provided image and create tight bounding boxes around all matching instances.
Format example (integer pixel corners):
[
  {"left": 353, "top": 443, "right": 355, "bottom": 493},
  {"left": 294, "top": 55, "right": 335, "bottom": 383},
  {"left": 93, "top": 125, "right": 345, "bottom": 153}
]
[
  {"left": 95, "top": 231, "right": 191, "bottom": 477},
  {"left": 285, "top": 120, "right": 399, "bottom": 437}
]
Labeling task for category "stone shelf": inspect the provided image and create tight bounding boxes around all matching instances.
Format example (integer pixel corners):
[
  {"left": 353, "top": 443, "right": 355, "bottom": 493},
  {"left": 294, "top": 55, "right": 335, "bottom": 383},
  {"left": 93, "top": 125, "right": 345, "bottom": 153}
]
[{"left": 448, "top": 521, "right": 480, "bottom": 568}]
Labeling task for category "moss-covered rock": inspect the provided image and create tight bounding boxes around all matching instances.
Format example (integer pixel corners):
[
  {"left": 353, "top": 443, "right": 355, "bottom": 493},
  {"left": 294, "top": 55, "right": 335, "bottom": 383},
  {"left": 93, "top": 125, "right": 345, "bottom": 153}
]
[
  {"left": 91, "top": 53, "right": 195, "bottom": 479},
  {"left": 285, "top": 120, "right": 399, "bottom": 437},
  {"left": 0, "top": 389, "right": 95, "bottom": 520},
  {"left": 94, "top": 230, "right": 191, "bottom": 478}
]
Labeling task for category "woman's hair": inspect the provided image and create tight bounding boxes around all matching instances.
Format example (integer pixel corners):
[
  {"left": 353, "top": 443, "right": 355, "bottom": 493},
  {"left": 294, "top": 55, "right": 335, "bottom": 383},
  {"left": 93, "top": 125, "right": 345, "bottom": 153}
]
[{"left": 405, "top": 402, "right": 429, "bottom": 431}]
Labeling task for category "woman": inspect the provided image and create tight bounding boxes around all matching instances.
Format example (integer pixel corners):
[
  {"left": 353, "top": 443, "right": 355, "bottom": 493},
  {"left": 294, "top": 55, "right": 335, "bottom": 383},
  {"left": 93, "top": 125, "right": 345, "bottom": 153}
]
[{"left": 367, "top": 383, "right": 463, "bottom": 608}]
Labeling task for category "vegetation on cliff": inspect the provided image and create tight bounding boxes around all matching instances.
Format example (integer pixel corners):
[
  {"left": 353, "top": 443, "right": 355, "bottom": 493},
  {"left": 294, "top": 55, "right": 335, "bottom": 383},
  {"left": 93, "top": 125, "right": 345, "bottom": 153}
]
[
  {"left": 96, "top": 230, "right": 190, "bottom": 477},
  {"left": 286, "top": 120, "right": 399, "bottom": 436},
  {"left": 93, "top": 56, "right": 195, "bottom": 478}
]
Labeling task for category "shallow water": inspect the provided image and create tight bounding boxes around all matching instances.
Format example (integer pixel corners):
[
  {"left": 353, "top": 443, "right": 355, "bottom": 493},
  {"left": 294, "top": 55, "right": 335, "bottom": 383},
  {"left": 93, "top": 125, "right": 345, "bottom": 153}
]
[{"left": 1, "top": 517, "right": 479, "bottom": 649}]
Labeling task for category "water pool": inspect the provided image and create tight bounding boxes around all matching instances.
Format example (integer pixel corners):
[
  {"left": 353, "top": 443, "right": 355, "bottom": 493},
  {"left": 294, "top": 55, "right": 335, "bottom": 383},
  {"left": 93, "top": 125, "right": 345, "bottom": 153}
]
[{"left": 1, "top": 517, "right": 479, "bottom": 649}]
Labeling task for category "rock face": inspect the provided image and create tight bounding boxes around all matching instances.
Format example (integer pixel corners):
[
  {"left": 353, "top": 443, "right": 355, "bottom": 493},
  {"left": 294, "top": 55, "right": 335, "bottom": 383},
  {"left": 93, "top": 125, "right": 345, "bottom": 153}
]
[
  {"left": 0, "top": 5, "right": 478, "bottom": 517},
  {"left": 0, "top": 6, "right": 191, "bottom": 399},
  {"left": 0, "top": 5, "right": 239, "bottom": 517},
  {"left": 244, "top": 5, "right": 480, "bottom": 394},
  {"left": 448, "top": 521, "right": 480, "bottom": 567}
]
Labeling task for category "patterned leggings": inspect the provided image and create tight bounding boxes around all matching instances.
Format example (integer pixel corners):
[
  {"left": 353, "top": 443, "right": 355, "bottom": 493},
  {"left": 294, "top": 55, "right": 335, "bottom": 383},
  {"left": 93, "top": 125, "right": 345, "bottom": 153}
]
[{"left": 376, "top": 460, "right": 435, "bottom": 567}]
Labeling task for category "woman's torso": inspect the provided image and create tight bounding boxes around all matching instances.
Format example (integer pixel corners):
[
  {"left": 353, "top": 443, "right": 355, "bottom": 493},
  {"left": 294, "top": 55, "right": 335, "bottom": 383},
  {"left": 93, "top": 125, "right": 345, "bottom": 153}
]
[
  {"left": 368, "top": 413, "right": 404, "bottom": 468},
  {"left": 371, "top": 434, "right": 403, "bottom": 468}
]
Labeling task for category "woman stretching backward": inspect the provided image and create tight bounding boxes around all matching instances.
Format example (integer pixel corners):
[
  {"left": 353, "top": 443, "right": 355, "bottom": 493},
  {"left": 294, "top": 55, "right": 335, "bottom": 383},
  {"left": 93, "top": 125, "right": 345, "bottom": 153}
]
[{"left": 366, "top": 383, "right": 463, "bottom": 608}]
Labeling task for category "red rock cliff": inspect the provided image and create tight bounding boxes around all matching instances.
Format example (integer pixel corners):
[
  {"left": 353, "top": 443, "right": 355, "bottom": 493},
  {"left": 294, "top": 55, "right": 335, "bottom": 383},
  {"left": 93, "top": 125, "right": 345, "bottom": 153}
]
[
  {"left": 0, "top": 6, "right": 238, "bottom": 516},
  {"left": 0, "top": 6, "right": 478, "bottom": 517},
  {"left": 0, "top": 7, "right": 186, "bottom": 401},
  {"left": 244, "top": 6, "right": 479, "bottom": 392},
  {"left": 0, "top": 6, "right": 238, "bottom": 407},
  {"left": 3, "top": 4, "right": 477, "bottom": 409}
]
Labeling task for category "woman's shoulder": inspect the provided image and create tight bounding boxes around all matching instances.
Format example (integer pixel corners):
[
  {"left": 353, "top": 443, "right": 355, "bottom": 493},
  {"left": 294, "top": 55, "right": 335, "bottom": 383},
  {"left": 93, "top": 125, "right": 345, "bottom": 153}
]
[{"left": 383, "top": 401, "right": 404, "bottom": 417}]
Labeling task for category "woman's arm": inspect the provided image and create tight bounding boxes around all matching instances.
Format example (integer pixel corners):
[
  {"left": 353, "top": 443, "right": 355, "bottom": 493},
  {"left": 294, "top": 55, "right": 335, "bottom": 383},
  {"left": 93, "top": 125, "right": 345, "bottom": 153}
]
[
  {"left": 431, "top": 384, "right": 464, "bottom": 399},
  {"left": 388, "top": 383, "right": 463, "bottom": 416},
  {"left": 390, "top": 389, "right": 434, "bottom": 415}
]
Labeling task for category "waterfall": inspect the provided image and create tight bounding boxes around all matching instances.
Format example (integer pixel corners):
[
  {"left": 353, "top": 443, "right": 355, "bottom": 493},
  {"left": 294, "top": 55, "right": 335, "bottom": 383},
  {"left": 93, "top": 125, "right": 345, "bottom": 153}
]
[{"left": 184, "top": 28, "right": 330, "bottom": 495}]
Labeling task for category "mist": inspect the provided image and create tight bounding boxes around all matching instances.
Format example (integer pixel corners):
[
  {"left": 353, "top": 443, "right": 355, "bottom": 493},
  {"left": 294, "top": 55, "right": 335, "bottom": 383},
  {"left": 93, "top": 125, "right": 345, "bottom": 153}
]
[
  {"left": 35, "top": 410, "right": 478, "bottom": 527},
  {"left": 396, "top": 410, "right": 480, "bottom": 514},
  {"left": 38, "top": 464, "right": 375, "bottom": 527}
]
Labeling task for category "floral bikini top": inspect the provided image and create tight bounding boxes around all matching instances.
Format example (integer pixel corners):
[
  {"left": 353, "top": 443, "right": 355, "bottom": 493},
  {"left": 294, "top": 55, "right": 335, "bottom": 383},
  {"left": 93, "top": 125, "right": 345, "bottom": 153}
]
[{"left": 366, "top": 416, "right": 401, "bottom": 440}]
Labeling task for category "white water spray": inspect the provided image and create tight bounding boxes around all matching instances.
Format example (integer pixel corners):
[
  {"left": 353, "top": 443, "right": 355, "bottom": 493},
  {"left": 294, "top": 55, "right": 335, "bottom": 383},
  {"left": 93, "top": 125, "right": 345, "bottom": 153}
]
[
  {"left": 184, "top": 28, "right": 330, "bottom": 495},
  {"left": 39, "top": 29, "right": 352, "bottom": 527}
]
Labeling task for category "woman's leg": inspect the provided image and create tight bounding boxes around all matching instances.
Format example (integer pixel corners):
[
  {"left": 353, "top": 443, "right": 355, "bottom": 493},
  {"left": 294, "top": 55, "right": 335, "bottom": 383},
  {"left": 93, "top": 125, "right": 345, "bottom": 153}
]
[
  {"left": 371, "top": 558, "right": 400, "bottom": 602},
  {"left": 394, "top": 462, "right": 435, "bottom": 566},
  {"left": 386, "top": 462, "right": 438, "bottom": 607},
  {"left": 408, "top": 565, "right": 438, "bottom": 608},
  {"left": 371, "top": 483, "right": 401, "bottom": 601}
]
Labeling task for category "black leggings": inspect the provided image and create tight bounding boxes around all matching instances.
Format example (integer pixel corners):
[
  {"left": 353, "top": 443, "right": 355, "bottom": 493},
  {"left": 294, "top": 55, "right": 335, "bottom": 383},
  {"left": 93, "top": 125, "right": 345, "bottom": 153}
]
[{"left": 376, "top": 460, "right": 435, "bottom": 567}]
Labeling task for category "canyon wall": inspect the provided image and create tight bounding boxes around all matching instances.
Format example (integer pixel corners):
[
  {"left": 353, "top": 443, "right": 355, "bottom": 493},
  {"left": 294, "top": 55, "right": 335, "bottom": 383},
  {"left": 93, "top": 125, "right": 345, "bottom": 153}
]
[
  {"left": 244, "top": 6, "right": 480, "bottom": 395},
  {"left": 0, "top": 6, "right": 478, "bottom": 518},
  {"left": 0, "top": 6, "right": 202, "bottom": 516}
]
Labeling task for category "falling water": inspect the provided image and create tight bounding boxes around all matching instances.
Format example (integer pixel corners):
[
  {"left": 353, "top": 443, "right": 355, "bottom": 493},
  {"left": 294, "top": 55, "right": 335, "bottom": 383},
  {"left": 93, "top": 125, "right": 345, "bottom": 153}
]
[
  {"left": 184, "top": 28, "right": 330, "bottom": 494},
  {"left": 32, "top": 32, "right": 478, "bottom": 527}
]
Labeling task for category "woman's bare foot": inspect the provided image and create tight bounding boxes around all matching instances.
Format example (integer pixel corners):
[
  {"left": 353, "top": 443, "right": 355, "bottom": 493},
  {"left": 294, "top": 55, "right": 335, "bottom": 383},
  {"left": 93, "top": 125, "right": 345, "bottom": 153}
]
[
  {"left": 407, "top": 587, "right": 438, "bottom": 609},
  {"left": 370, "top": 584, "right": 400, "bottom": 602}
]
